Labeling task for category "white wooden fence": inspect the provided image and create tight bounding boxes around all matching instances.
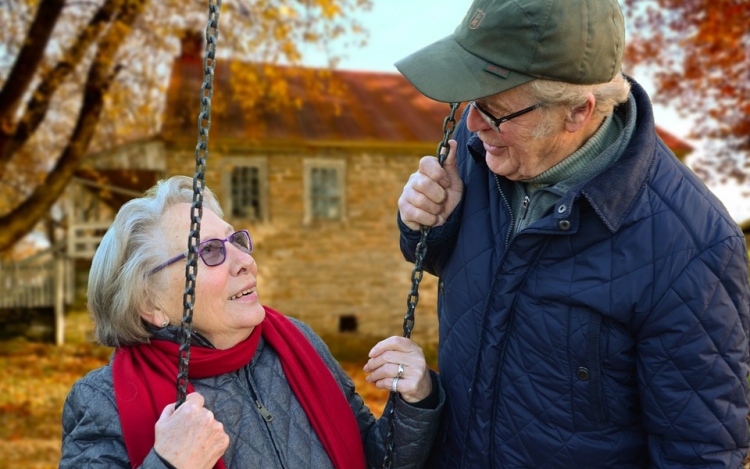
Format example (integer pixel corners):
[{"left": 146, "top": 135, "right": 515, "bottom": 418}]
[
  {"left": 0, "top": 253, "right": 55, "bottom": 308},
  {"left": 0, "top": 250, "right": 74, "bottom": 344}
]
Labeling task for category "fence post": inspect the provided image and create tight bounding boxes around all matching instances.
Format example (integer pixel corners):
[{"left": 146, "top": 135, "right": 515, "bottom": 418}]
[{"left": 55, "top": 256, "right": 65, "bottom": 346}]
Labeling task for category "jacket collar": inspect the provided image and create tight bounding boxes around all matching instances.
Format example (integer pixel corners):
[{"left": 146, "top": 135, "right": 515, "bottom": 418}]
[
  {"left": 580, "top": 78, "right": 656, "bottom": 232},
  {"left": 467, "top": 76, "right": 657, "bottom": 233}
]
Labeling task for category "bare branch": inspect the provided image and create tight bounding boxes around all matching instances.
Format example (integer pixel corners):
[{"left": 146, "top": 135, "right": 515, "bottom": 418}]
[
  {"left": 0, "top": 0, "right": 148, "bottom": 253},
  {"left": 0, "top": 0, "right": 121, "bottom": 170},
  {"left": 0, "top": 0, "right": 65, "bottom": 126}
]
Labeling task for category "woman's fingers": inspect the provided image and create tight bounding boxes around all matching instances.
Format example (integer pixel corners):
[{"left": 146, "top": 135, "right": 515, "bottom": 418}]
[
  {"left": 363, "top": 337, "right": 433, "bottom": 403},
  {"left": 154, "top": 392, "right": 229, "bottom": 469}
]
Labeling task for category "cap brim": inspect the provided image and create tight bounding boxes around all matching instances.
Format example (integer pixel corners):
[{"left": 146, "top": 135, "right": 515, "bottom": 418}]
[{"left": 394, "top": 35, "right": 534, "bottom": 103}]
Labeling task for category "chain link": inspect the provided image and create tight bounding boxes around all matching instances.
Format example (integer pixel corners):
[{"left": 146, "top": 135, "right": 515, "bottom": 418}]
[
  {"left": 176, "top": 0, "right": 221, "bottom": 408},
  {"left": 174, "top": 3, "right": 456, "bottom": 456},
  {"left": 381, "top": 102, "right": 460, "bottom": 468}
]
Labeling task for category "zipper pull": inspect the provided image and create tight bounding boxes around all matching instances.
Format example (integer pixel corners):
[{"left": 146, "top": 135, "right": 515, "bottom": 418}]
[
  {"left": 255, "top": 400, "right": 274, "bottom": 422},
  {"left": 516, "top": 195, "right": 531, "bottom": 234}
]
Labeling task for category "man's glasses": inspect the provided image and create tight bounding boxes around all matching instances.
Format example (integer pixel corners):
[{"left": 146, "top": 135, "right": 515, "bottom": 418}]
[
  {"left": 150, "top": 230, "right": 253, "bottom": 275},
  {"left": 470, "top": 101, "right": 543, "bottom": 132}
]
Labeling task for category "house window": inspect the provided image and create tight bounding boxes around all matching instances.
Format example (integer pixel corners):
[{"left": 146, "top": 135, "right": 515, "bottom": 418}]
[
  {"left": 303, "top": 159, "right": 346, "bottom": 223},
  {"left": 222, "top": 157, "right": 268, "bottom": 222},
  {"left": 339, "top": 315, "right": 358, "bottom": 332},
  {"left": 231, "top": 167, "right": 260, "bottom": 218}
]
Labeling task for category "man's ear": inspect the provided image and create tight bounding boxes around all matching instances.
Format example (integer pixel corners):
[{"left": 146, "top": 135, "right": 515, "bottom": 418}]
[{"left": 564, "top": 93, "right": 596, "bottom": 133}]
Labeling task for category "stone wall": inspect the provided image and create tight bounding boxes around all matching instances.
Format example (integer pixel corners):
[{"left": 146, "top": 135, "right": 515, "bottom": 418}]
[{"left": 165, "top": 145, "right": 441, "bottom": 346}]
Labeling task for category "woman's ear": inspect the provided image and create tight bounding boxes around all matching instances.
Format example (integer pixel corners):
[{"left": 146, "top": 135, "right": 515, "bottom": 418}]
[
  {"left": 140, "top": 307, "right": 169, "bottom": 328},
  {"left": 564, "top": 93, "right": 596, "bottom": 133}
]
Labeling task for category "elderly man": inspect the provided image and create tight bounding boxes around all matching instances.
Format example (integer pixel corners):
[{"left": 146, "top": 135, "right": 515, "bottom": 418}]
[{"left": 395, "top": 0, "right": 750, "bottom": 467}]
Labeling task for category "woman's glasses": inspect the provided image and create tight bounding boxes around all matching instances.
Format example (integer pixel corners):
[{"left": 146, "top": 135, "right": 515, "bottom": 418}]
[{"left": 150, "top": 230, "right": 253, "bottom": 275}]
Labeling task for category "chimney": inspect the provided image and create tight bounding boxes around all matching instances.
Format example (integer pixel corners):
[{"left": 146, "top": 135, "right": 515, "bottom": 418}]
[{"left": 180, "top": 31, "right": 204, "bottom": 64}]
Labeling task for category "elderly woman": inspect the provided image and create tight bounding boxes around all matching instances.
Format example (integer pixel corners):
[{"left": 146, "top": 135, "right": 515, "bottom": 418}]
[{"left": 60, "top": 176, "right": 443, "bottom": 469}]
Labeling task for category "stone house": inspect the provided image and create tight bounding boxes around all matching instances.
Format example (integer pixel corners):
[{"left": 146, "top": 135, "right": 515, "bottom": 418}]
[
  {"left": 71, "top": 43, "right": 466, "bottom": 346},
  {"left": 62, "top": 39, "right": 696, "bottom": 347}
]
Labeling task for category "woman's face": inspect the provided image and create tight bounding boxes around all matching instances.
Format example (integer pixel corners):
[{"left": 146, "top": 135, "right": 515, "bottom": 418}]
[{"left": 147, "top": 203, "right": 265, "bottom": 349}]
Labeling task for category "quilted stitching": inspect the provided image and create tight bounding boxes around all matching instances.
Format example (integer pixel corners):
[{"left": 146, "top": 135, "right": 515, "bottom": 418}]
[
  {"left": 407, "top": 79, "right": 750, "bottom": 468},
  {"left": 61, "top": 320, "right": 445, "bottom": 468}
]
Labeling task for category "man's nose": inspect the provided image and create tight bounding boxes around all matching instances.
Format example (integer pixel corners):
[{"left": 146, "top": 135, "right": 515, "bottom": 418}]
[{"left": 466, "top": 104, "right": 491, "bottom": 133}]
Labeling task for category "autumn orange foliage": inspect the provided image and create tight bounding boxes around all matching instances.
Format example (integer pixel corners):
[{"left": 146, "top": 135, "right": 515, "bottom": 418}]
[
  {"left": 623, "top": 0, "right": 750, "bottom": 184},
  {"left": 0, "top": 311, "right": 390, "bottom": 468},
  {"left": 0, "top": 0, "right": 371, "bottom": 254}
]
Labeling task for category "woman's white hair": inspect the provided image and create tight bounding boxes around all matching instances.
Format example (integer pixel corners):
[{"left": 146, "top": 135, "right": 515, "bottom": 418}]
[
  {"left": 521, "top": 73, "right": 631, "bottom": 138},
  {"left": 87, "top": 176, "right": 223, "bottom": 347}
]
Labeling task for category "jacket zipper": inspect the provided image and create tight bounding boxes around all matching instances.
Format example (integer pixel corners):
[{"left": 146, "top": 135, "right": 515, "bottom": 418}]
[
  {"left": 239, "top": 371, "right": 287, "bottom": 468},
  {"left": 518, "top": 195, "right": 531, "bottom": 234},
  {"left": 255, "top": 399, "right": 274, "bottom": 422},
  {"left": 461, "top": 175, "right": 517, "bottom": 468},
  {"left": 494, "top": 174, "right": 514, "bottom": 247}
]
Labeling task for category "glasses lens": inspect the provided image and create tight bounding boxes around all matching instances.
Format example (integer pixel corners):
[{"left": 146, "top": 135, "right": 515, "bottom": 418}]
[
  {"left": 472, "top": 102, "right": 499, "bottom": 132},
  {"left": 199, "top": 239, "right": 226, "bottom": 266},
  {"left": 230, "top": 231, "right": 253, "bottom": 253}
]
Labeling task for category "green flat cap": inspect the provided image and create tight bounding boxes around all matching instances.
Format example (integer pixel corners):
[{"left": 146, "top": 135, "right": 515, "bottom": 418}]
[{"left": 395, "top": 0, "right": 625, "bottom": 103}]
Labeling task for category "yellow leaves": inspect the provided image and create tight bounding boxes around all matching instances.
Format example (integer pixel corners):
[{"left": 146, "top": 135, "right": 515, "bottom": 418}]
[
  {"left": 315, "top": 0, "right": 343, "bottom": 20},
  {"left": 303, "top": 31, "right": 320, "bottom": 43},
  {"left": 278, "top": 5, "right": 296, "bottom": 18},
  {"left": 282, "top": 41, "right": 302, "bottom": 63},
  {"left": 0, "top": 313, "right": 391, "bottom": 466},
  {"left": 0, "top": 338, "right": 111, "bottom": 441},
  {"left": 341, "top": 362, "right": 388, "bottom": 417}
]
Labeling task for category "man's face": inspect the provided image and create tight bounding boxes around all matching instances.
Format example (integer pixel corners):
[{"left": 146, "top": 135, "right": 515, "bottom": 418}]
[{"left": 467, "top": 87, "right": 567, "bottom": 181}]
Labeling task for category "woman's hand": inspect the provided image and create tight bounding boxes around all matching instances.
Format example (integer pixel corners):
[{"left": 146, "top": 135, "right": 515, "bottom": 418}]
[
  {"left": 153, "top": 392, "right": 229, "bottom": 469},
  {"left": 363, "top": 336, "right": 433, "bottom": 403}
]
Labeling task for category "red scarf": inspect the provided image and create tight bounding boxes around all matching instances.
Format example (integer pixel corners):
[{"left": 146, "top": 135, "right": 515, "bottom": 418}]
[{"left": 112, "top": 306, "right": 366, "bottom": 469}]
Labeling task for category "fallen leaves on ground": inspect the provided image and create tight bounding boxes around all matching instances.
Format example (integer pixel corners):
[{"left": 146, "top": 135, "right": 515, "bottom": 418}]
[{"left": 0, "top": 338, "right": 389, "bottom": 468}]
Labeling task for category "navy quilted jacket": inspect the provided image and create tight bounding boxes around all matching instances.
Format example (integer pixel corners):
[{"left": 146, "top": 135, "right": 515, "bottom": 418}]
[{"left": 399, "top": 78, "right": 750, "bottom": 468}]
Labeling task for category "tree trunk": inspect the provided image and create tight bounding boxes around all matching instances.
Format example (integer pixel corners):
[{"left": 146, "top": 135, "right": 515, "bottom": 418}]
[
  {"left": 0, "top": 0, "right": 148, "bottom": 253},
  {"left": 0, "top": 0, "right": 121, "bottom": 177},
  {"left": 0, "top": 0, "right": 65, "bottom": 127}
]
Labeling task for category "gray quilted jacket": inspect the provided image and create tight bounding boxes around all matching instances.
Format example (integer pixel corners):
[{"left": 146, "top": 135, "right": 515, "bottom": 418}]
[{"left": 60, "top": 318, "right": 444, "bottom": 468}]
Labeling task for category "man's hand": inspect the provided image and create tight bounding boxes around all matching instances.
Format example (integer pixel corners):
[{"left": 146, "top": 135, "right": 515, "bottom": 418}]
[{"left": 398, "top": 140, "right": 463, "bottom": 231}]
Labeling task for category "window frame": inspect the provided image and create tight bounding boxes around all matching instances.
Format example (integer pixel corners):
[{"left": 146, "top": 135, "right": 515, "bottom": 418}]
[
  {"left": 221, "top": 157, "right": 269, "bottom": 223},
  {"left": 302, "top": 158, "right": 346, "bottom": 225}
]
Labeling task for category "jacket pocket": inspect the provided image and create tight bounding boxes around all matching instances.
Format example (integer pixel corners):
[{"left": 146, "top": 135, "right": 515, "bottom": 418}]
[
  {"left": 572, "top": 312, "right": 638, "bottom": 429},
  {"left": 583, "top": 314, "right": 607, "bottom": 424},
  {"left": 437, "top": 280, "right": 445, "bottom": 321}
]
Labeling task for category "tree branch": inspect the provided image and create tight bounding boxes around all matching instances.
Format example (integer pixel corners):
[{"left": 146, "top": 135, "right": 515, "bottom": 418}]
[
  {"left": 0, "top": 0, "right": 65, "bottom": 124},
  {"left": 0, "top": 0, "right": 148, "bottom": 253},
  {"left": 0, "top": 0, "right": 121, "bottom": 171}
]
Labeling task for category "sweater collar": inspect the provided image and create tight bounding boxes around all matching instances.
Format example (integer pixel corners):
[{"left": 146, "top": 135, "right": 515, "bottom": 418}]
[{"left": 468, "top": 76, "right": 657, "bottom": 233}]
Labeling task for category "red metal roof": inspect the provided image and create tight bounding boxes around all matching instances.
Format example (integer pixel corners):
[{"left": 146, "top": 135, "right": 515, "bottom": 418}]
[
  {"left": 162, "top": 53, "right": 691, "bottom": 155},
  {"left": 163, "top": 58, "right": 466, "bottom": 147}
]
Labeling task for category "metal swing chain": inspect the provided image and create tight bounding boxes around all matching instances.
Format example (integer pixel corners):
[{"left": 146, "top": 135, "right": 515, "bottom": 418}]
[
  {"left": 381, "top": 102, "right": 460, "bottom": 468},
  {"left": 176, "top": 0, "right": 222, "bottom": 407}
]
